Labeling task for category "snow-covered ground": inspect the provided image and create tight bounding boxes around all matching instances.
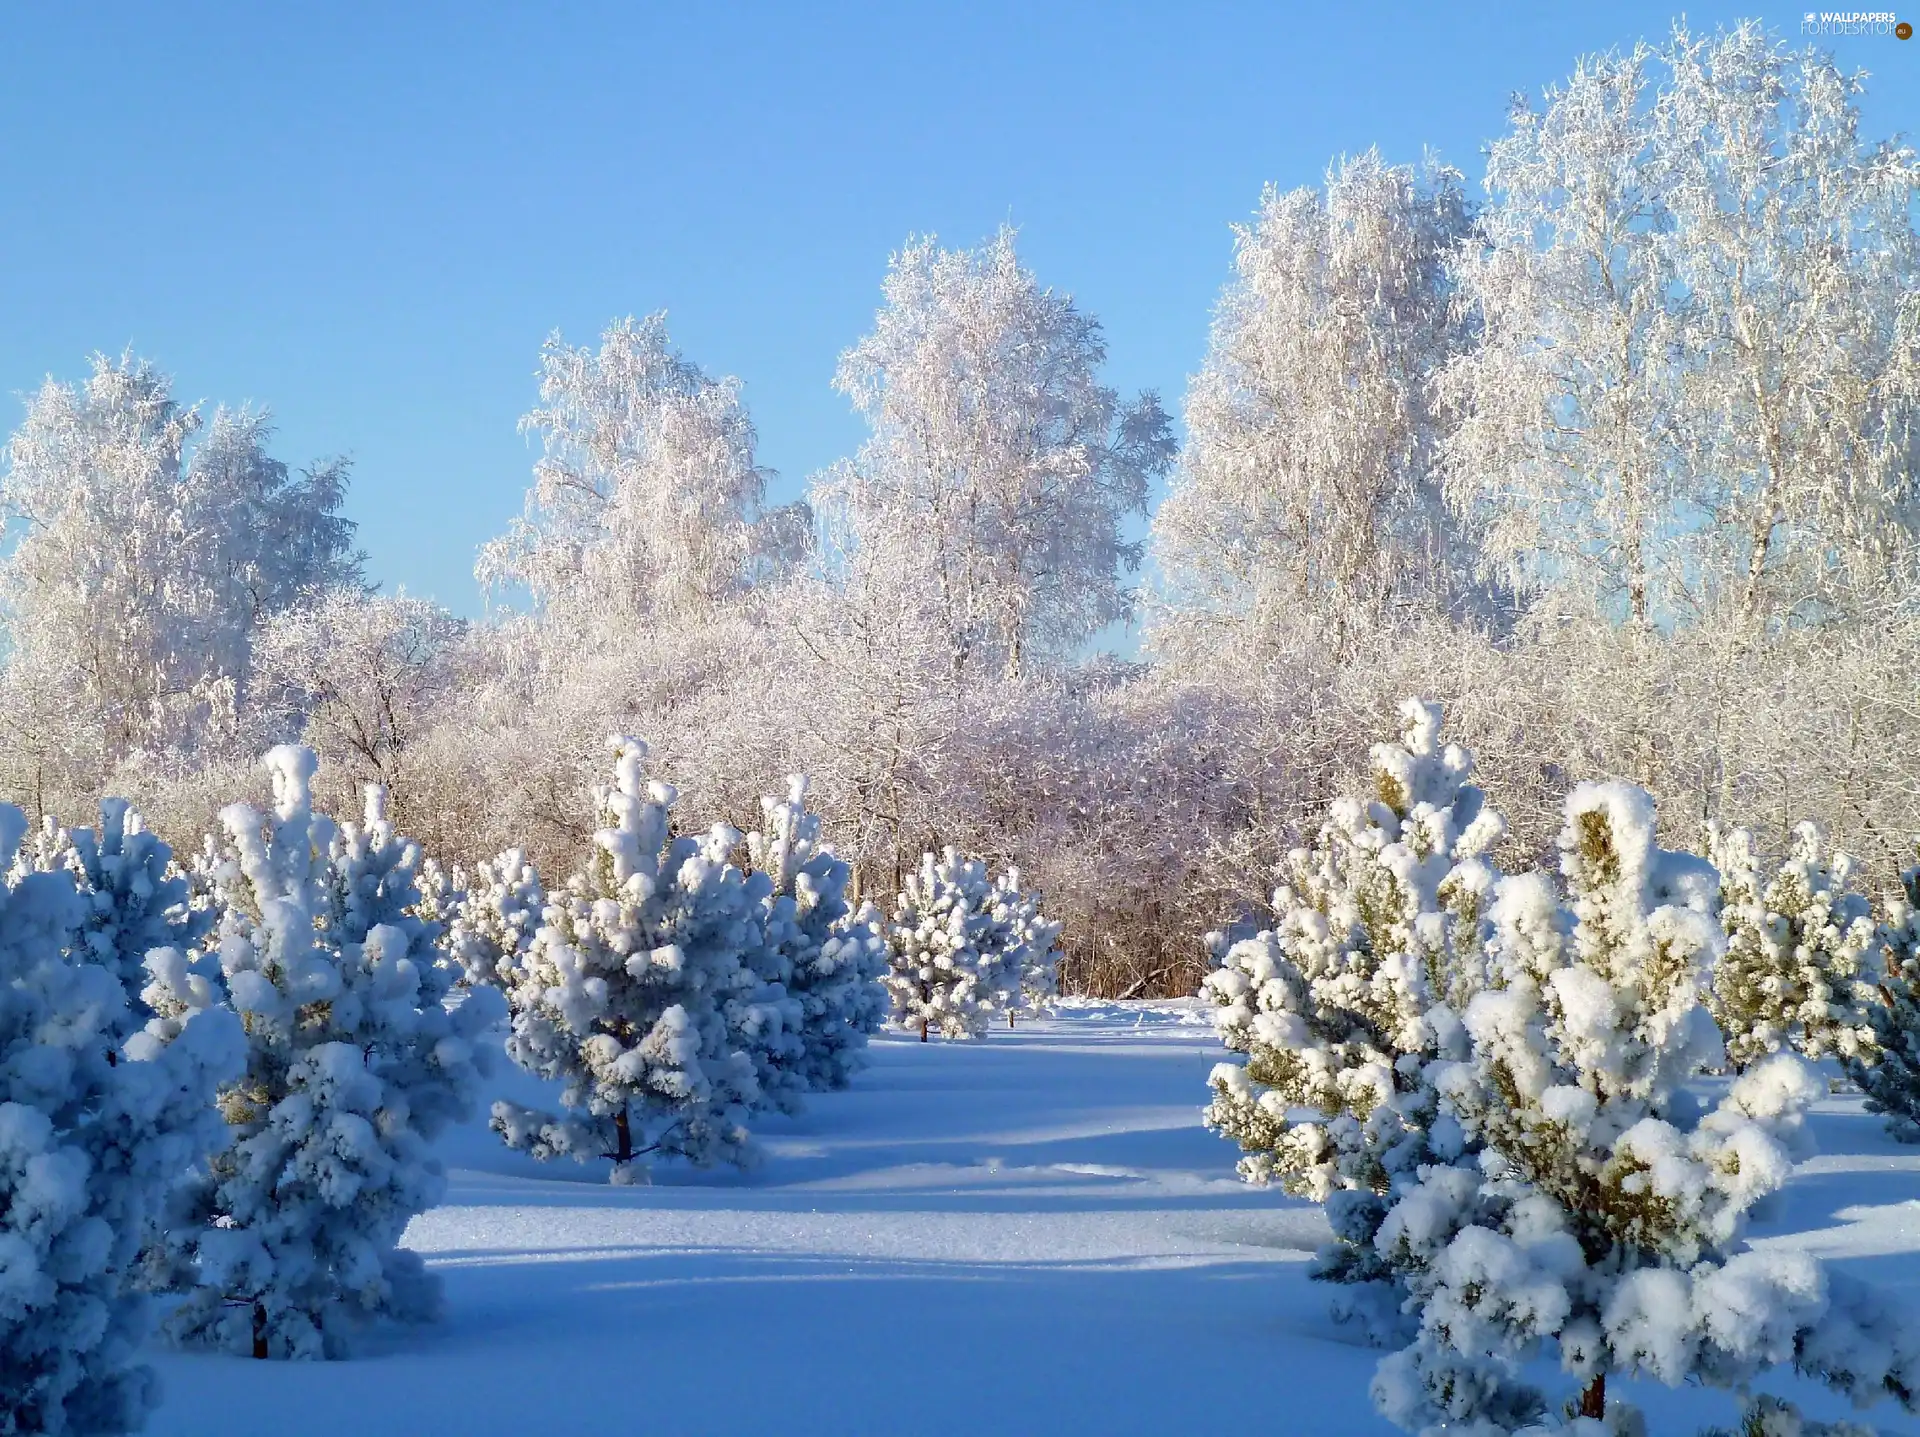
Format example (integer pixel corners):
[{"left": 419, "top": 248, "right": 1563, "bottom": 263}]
[{"left": 147, "top": 1002, "right": 1920, "bottom": 1435}]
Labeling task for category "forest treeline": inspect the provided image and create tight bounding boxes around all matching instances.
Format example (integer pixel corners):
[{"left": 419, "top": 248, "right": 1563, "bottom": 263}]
[{"left": 2, "top": 20, "right": 1915, "bottom": 996}]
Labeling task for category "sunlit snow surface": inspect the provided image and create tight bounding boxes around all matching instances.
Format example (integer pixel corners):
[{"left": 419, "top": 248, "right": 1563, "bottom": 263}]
[{"left": 149, "top": 1002, "right": 1920, "bottom": 1435}]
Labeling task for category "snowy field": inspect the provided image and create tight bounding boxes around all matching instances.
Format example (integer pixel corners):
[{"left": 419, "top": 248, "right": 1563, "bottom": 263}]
[{"left": 145, "top": 1001, "right": 1920, "bottom": 1436}]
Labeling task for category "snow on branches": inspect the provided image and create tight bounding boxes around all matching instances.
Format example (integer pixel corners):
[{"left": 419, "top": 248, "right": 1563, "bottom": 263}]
[
  {"left": 993, "top": 866, "right": 1063, "bottom": 1024},
  {"left": 19, "top": 798, "right": 214, "bottom": 1034},
  {"left": 822, "top": 228, "right": 1172, "bottom": 682},
  {"left": 479, "top": 315, "right": 808, "bottom": 630},
  {"left": 444, "top": 849, "right": 545, "bottom": 988},
  {"left": 745, "top": 775, "right": 887, "bottom": 1093},
  {"left": 0, "top": 355, "right": 361, "bottom": 804},
  {"left": 1202, "top": 699, "right": 1502, "bottom": 1338},
  {"left": 1849, "top": 844, "right": 1920, "bottom": 1142},
  {"left": 883, "top": 848, "right": 1058, "bottom": 1039},
  {"left": 492, "top": 748, "right": 898, "bottom": 1181},
  {"left": 0, "top": 802, "right": 242, "bottom": 1431},
  {"left": 1370, "top": 782, "right": 1920, "bottom": 1436},
  {"left": 164, "top": 749, "right": 502, "bottom": 1359},
  {"left": 1709, "top": 821, "right": 1880, "bottom": 1069},
  {"left": 1152, "top": 151, "right": 1475, "bottom": 656},
  {"left": 491, "top": 737, "right": 766, "bottom": 1181}
]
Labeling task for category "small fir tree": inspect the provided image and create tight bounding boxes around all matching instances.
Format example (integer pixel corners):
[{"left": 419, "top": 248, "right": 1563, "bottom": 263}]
[
  {"left": 26, "top": 800, "right": 236, "bottom": 1305},
  {"left": 491, "top": 738, "right": 763, "bottom": 1181},
  {"left": 409, "top": 854, "right": 461, "bottom": 946},
  {"left": 164, "top": 751, "right": 502, "bottom": 1359},
  {"left": 1848, "top": 842, "right": 1920, "bottom": 1140},
  {"left": 21, "top": 799, "right": 215, "bottom": 1028},
  {"left": 0, "top": 803, "right": 242, "bottom": 1432},
  {"left": 1709, "top": 821, "right": 1880, "bottom": 1069},
  {"left": 1369, "top": 782, "right": 1920, "bottom": 1436},
  {"left": 990, "top": 867, "right": 1062, "bottom": 1027},
  {"left": 1202, "top": 699, "right": 1503, "bottom": 1340},
  {"left": 745, "top": 776, "right": 887, "bottom": 1091},
  {"left": 444, "top": 848, "right": 545, "bottom": 987},
  {"left": 884, "top": 848, "right": 1021, "bottom": 1039}
]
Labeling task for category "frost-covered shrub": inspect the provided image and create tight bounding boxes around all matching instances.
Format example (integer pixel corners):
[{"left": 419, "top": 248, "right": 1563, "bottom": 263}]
[
  {"left": 491, "top": 737, "right": 763, "bottom": 1182},
  {"left": 745, "top": 776, "right": 887, "bottom": 1092},
  {"left": 1709, "top": 821, "right": 1879, "bottom": 1069},
  {"left": 164, "top": 749, "right": 503, "bottom": 1359},
  {"left": 0, "top": 803, "right": 243, "bottom": 1432},
  {"left": 20, "top": 799, "right": 215, "bottom": 1028},
  {"left": 443, "top": 849, "right": 544, "bottom": 988},
  {"left": 1849, "top": 844, "right": 1920, "bottom": 1141},
  {"left": 883, "top": 848, "right": 1035, "bottom": 1039},
  {"left": 1370, "top": 782, "right": 1920, "bottom": 1436},
  {"left": 1202, "top": 699, "right": 1502, "bottom": 1340}
]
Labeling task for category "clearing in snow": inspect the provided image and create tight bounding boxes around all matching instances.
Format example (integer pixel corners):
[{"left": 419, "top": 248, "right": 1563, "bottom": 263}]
[{"left": 146, "top": 1002, "right": 1920, "bottom": 1435}]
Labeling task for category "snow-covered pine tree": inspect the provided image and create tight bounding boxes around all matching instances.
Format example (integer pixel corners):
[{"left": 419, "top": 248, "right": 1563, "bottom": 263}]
[
  {"left": 19, "top": 799, "right": 215, "bottom": 1028},
  {"left": 1370, "top": 782, "right": 1920, "bottom": 1436},
  {"left": 164, "top": 750, "right": 503, "bottom": 1359},
  {"left": 0, "top": 803, "right": 242, "bottom": 1433},
  {"left": 1201, "top": 698, "right": 1502, "bottom": 1340},
  {"left": 320, "top": 785, "right": 505, "bottom": 1150},
  {"left": 411, "top": 853, "right": 460, "bottom": 938},
  {"left": 443, "top": 848, "right": 544, "bottom": 987},
  {"left": 989, "top": 866, "right": 1062, "bottom": 1027},
  {"left": 1848, "top": 842, "right": 1920, "bottom": 1141},
  {"left": 745, "top": 775, "right": 887, "bottom": 1092},
  {"left": 20, "top": 799, "right": 236, "bottom": 1310},
  {"left": 884, "top": 848, "right": 1019, "bottom": 1039},
  {"left": 1709, "top": 821, "right": 1880, "bottom": 1069},
  {"left": 491, "top": 737, "right": 763, "bottom": 1182}
]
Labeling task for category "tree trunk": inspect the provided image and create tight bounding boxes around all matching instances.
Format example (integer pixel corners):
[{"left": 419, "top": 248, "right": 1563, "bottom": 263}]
[
  {"left": 919, "top": 1018, "right": 929, "bottom": 1043},
  {"left": 614, "top": 1107, "right": 634, "bottom": 1165},
  {"left": 1008, "top": 1011, "right": 1016, "bottom": 1030},
  {"left": 252, "top": 1301, "right": 269, "bottom": 1360},
  {"left": 1578, "top": 1372, "right": 1605, "bottom": 1420}
]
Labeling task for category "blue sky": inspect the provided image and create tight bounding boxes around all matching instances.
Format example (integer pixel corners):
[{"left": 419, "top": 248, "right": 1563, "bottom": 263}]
[{"left": 1, "top": 2, "right": 1914, "bottom": 614}]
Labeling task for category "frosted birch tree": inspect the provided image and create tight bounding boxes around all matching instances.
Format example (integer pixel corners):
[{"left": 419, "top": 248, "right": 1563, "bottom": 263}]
[
  {"left": 1656, "top": 21, "right": 1920, "bottom": 626},
  {"left": 479, "top": 315, "right": 811, "bottom": 630},
  {"left": 0, "top": 354, "right": 362, "bottom": 804},
  {"left": 1442, "top": 26, "right": 1920, "bottom": 631},
  {"left": 820, "top": 229, "right": 1173, "bottom": 681},
  {"left": 1152, "top": 152, "right": 1478, "bottom": 661},
  {"left": 1440, "top": 44, "right": 1685, "bottom": 628},
  {"left": 250, "top": 588, "right": 467, "bottom": 813}
]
